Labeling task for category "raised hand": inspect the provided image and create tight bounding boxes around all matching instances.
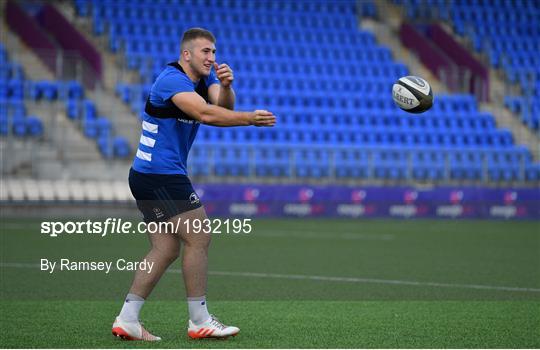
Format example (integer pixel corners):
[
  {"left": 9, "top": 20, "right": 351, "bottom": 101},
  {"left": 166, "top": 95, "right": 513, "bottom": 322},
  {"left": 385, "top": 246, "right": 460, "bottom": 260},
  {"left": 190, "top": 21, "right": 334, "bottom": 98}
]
[{"left": 213, "top": 62, "right": 234, "bottom": 88}]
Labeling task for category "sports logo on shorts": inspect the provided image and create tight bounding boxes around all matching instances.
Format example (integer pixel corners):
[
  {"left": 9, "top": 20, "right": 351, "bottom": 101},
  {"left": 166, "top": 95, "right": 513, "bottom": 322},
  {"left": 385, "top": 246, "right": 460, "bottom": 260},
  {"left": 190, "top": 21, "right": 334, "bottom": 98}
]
[
  {"left": 189, "top": 192, "right": 200, "bottom": 204},
  {"left": 153, "top": 207, "right": 164, "bottom": 219}
]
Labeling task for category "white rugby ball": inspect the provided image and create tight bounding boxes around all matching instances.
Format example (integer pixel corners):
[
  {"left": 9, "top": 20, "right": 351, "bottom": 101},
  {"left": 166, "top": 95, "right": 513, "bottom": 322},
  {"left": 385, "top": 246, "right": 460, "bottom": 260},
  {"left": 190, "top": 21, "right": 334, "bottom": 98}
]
[{"left": 392, "top": 76, "right": 433, "bottom": 113}]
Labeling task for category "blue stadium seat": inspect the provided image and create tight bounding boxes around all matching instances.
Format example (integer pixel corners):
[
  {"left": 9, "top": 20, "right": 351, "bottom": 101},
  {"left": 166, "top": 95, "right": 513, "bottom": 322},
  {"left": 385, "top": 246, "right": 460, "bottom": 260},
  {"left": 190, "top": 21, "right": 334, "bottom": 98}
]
[
  {"left": 98, "top": 136, "right": 113, "bottom": 158},
  {"left": 113, "top": 136, "right": 131, "bottom": 158},
  {"left": 67, "top": 81, "right": 84, "bottom": 99},
  {"left": 84, "top": 119, "right": 99, "bottom": 138},
  {"left": 26, "top": 116, "right": 43, "bottom": 136},
  {"left": 12, "top": 115, "right": 27, "bottom": 136},
  {"left": 525, "top": 164, "right": 540, "bottom": 182},
  {"left": 96, "top": 117, "right": 111, "bottom": 135},
  {"left": 8, "top": 79, "right": 23, "bottom": 99},
  {"left": 0, "top": 115, "right": 8, "bottom": 135},
  {"left": 66, "top": 99, "right": 80, "bottom": 119},
  {"left": 84, "top": 99, "right": 97, "bottom": 120}
]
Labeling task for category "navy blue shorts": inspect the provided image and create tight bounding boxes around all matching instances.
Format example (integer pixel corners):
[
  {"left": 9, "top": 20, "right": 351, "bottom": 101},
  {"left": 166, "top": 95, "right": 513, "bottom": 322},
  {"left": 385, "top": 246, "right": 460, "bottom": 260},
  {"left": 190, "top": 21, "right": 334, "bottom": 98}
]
[{"left": 128, "top": 168, "right": 202, "bottom": 223}]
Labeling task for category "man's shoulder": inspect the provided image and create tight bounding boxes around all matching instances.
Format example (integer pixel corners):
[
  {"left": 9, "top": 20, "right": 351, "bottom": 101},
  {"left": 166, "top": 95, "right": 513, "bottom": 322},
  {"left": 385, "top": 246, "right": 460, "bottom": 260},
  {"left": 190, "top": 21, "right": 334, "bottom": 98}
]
[
  {"left": 151, "top": 65, "right": 194, "bottom": 96},
  {"left": 156, "top": 65, "right": 190, "bottom": 83}
]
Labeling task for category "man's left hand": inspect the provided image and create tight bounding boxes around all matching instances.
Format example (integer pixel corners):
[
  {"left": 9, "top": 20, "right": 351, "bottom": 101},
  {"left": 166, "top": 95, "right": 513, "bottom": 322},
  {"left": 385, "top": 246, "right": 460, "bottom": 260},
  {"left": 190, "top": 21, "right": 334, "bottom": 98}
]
[{"left": 214, "top": 63, "right": 234, "bottom": 88}]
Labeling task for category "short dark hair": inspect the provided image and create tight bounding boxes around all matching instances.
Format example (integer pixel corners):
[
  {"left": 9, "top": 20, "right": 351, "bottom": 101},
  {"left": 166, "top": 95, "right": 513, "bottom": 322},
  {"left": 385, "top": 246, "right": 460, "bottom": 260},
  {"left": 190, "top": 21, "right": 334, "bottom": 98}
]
[{"left": 180, "top": 28, "right": 216, "bottom": 51}]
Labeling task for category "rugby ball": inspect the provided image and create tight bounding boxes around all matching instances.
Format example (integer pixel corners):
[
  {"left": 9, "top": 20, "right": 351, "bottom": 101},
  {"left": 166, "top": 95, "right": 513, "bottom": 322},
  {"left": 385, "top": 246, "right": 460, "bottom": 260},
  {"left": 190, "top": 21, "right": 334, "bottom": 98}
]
[{"left": 392, "top": 76, "right": 433, "bottom": 113}]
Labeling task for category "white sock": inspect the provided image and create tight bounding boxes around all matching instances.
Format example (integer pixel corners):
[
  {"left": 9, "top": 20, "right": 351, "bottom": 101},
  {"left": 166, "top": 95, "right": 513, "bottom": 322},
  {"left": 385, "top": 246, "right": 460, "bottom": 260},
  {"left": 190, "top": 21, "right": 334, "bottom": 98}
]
[
  {"left": 187, "top": 296, "right": 210, "bottom": 325},
  {"left": 119, "top": 293, "right": 145, "bottom": 323}
]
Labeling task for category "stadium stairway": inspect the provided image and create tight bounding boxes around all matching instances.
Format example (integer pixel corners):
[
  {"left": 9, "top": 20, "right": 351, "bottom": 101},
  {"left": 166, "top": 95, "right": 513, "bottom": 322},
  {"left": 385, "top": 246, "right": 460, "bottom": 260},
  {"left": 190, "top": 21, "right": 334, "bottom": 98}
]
[
  {"left": 2, "top": 21, "right": 64, "bottom": 177},
  {"left": 433, "top": 24, "right": 539, "bottom": 160},
  {"left": 382, "top": 0, "right": 540, "bottom": 161},
  {"left": 359, "top": 5, "right": 448, "bottom": 96},
  {"left": 51, "top": 1, "right": 143, "bottom": 151},
  {"left": 338, "top": 1, "right": 537, "bottom": 178},
  {"left": 1, "top": 21, "right": 127, "bottom": 180},
  {"left": 0, "top": 23, "right": 53, "bottom": 82}
]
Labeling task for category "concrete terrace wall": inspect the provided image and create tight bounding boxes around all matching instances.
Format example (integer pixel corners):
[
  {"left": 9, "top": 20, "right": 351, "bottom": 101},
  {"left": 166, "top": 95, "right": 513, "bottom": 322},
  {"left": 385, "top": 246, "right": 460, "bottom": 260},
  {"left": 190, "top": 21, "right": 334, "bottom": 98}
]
[
  {"left": 37, "top": 4, "right": 103, "bottom": 88},
  {"left": 5, "top": 0, "right": 57, "bottom": 74},
  {"left": 428, "top": 24, "right": 489, "bottom": 102}
]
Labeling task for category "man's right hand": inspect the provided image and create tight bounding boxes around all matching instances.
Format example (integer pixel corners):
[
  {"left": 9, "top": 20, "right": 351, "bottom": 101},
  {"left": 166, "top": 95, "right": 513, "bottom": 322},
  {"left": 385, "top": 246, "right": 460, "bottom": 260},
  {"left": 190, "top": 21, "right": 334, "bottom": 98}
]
[
  {"left": 172, "top": 91, "right": 277, "bottom": 127},
  {"left": 251, "top": 110, "right": 276, "bottom": 127}
]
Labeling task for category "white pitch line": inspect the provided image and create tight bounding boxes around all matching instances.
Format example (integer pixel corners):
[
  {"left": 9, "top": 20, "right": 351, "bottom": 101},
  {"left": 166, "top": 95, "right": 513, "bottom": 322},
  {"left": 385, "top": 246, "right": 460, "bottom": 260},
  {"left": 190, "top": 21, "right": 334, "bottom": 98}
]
[
  {"left": 1, "top": 223, "right": 36, "bottom": 230},
  {"left": 2, "top": 262, "right": 539, "bottom": 293},
  {"left": 254, "top": 230, "right": 395, "bottom": 241},
  {"left": 1, "top": 262, "right": 38, "bottom": 268},
  {"left": 202, "top": 270, "right": 540, "bottom": 293}
]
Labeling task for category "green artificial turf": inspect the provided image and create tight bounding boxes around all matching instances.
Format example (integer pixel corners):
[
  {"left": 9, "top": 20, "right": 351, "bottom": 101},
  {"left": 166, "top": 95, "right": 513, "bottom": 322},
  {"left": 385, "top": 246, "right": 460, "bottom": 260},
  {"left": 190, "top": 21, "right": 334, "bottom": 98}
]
[
  {"left": 1, "top": 301, "right": 538, "bottom": 348},
  {"left": 1, "top": 218, "right": 539, "bottom": 347}
]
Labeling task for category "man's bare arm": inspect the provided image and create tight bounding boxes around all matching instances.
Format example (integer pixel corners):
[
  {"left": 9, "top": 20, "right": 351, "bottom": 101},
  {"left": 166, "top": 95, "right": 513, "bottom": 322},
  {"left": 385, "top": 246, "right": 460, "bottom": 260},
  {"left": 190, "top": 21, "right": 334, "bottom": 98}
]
[
  {"left": 171, "top": 92, "right": 275, "bottom": 127},
  {"left": 208, "top": 84, "right": 235, "bottom": 110},
  {"left": 218, "top": 85, "right": 235, "bottom": 110}
]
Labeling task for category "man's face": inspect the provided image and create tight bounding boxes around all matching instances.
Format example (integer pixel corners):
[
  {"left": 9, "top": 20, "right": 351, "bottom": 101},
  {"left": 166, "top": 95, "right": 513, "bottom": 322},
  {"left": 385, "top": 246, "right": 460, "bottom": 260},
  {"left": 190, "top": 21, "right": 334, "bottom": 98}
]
[{"left": 186, "top": 38, "right": 216, "bottom": 77}]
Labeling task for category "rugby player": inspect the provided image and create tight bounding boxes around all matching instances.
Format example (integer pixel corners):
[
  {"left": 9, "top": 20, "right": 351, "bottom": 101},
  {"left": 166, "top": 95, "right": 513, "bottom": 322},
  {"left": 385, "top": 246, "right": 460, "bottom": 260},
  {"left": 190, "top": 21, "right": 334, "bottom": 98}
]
[{"left": 112, "top": 28, "right": 276, "bottom": 341}]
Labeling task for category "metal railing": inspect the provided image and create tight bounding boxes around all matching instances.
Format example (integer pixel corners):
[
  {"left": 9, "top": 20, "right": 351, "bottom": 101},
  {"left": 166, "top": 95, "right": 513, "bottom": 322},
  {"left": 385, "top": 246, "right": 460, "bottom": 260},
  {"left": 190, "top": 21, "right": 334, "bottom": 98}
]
[{"left": 187, "top": 142, "right": 535, "bottom": 186}]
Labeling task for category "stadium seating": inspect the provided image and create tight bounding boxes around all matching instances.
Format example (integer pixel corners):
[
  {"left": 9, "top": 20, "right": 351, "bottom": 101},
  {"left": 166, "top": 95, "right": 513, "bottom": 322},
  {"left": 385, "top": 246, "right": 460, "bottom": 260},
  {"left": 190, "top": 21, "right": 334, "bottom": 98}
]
[
  {"left": 397, "top": 0, "right": 540, "bottom": 132},
  {"left": 0, "top": 43, "right": 44, "bottom": 138},
  {"left": 454, "top": 0, "right": 539, "bottom": 132},
  {"left": 1, "top": 37, "right": 129, "bottom": 158},
  {"left": 23, "top": 77, "right": 130, "bottom": 158},
  {"left": 73, "top": 0, "right": 539, "bottom": 182}
]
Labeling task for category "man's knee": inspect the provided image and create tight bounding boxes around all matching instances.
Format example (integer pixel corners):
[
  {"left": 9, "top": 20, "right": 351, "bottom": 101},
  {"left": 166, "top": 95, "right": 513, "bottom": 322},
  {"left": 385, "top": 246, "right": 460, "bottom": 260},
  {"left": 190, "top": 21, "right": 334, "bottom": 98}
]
[
  {"left": 172, "top": 207, "right": 211, "bottom": 248},
  {"left": 152, "top": 245, "right": 180, "bottom": 263},
  {"left": 182, "top": 231, "right": 211, "bottom": 250}
]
